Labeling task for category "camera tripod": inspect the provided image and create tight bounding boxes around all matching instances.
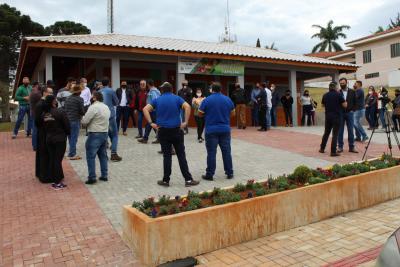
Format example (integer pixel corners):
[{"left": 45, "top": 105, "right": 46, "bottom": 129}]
[{"left": 362, "top": 104, "right": 400, "bottom": 160}]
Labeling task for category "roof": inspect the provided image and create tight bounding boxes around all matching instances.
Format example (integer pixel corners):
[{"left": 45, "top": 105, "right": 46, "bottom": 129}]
[
  {"left": 24, "top": 33, "right": 356, "bottom": 68},
  {"left": 346, "top": 26, "right": 400, "bottom": 46},
  {"left": 306, "top": 49, "right": 355, "bottom": 59}
]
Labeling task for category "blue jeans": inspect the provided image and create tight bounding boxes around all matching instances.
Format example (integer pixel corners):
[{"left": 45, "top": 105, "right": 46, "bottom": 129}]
[
  {"left": 108, "top": 116, "right": 118, "bottom": 153},
  {"left": 68, "top": 121, "right": 80, "bottom": 157},
  {"left": 266, "top": 107, "right": 272, "bottom": 128},
  {"left": 378, "top": 108, "right": 386, "bottom": 128},
  {"left": 143, "top": 112, "right": 157, "bottom": 140},
  {"left": 137, "top": 111, "right": 144, "bottom": 136},
  {"left": 205, "top": 131, "right": 233, "bottom": 177},
  {"left": 353, "top": 109, "right": 367, "bottom": 139},
  {"left": 85, "top": 132, "right": 108, "bottom": 181},
  {"left": 252, "top": 104, "right": 259, "bottom": 126},
  {"left": 365, "top": 106, "right": 376, "bottom": 129},
  {"left": 31, "top": 111, "right": 37, "bottom": 150},
  {"left": 338, "top": 111, "right": 355, "bottom": 149},
  {"left": 270, "top": 106, "right": 277, "bottom": 126},
  {"left": 13, "top": 105, "right": 32, "bottom": 136}
]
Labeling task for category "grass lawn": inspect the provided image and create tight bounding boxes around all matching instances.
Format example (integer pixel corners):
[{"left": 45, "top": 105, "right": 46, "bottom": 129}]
[{"left": 0, "top": 122, "right": 18, "bottom": 132}]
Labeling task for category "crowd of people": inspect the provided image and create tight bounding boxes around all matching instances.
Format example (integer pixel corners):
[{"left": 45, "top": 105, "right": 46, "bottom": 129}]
[{"left": 319, "top": 78, "right": 400, "bottom": 157}]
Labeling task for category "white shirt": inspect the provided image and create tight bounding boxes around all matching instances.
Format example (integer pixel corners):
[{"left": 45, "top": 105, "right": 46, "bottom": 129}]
[
  {"left": 120, "top": 89, "right": 127, "bottom": 107},
  {"left": 265, "top": 88, "right": 272, "bottom": 108},
  {"left": 80, "top": 87, "right": 91, "bottom": 107},
  {"left": 81, "top": 101, "right": 110, "bottom": 132},
  {"left": 342, "top": 89, "right": 348, "bottom": 101}
]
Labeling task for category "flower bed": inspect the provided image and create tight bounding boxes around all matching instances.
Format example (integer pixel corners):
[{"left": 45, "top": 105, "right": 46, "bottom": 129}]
[{"left": 131, "top": 154, "right": 399, "bottom": 218}]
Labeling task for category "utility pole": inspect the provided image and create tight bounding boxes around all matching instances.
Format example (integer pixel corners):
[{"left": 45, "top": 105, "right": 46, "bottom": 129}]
[{"left": 107, "top": 0, "right": 114, "bottom": 33}]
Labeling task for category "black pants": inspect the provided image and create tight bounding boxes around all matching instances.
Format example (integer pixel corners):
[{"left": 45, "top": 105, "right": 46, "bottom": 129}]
[
  {"left": 116, "top": 106, "right": 130, "bottom": 133},
  {"left": 320, "top": 116, "right": 340, "bottom": 153},
  {"left": 158, "top": 128, "right": 192, "bottom": 182},
  {"left": 283, "top": 107, "right": 293, "bottom": 125},
  {"left": 194, "top": 116, "right": 204, "bottom": 139},
  {"left": 301, "top": 105, "right": 313, "bottom": 126},
  {"left": 259, "top": 106, "right": 267, "bottom": 129},
  {"left": 47, "top": 141, "right": 66, "bottom": 184}
]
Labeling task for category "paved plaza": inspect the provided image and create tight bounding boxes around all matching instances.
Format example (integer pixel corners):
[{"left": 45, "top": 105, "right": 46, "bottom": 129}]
[{"left": 1, "top": 126, "right": 400, "bottom": 266}]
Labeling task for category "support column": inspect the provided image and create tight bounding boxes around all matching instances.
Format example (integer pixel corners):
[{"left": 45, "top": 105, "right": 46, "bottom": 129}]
[
  {"left": 236, "top": 75, "right": 244, "bottom": 88},
  {"left": 289, "top": 70, "right": 298, "bottom": 126},
  {"left": 176, "top": 64, "right": 185, "bottom": 94},
  {"left": 111, "top": 57, "right": 120, "bottom": 89},
  {"left": 45, "top": 54, "right": 53, "bottom": 82},
  {"left": 331, "top": 72, "right": 339, "bottom": 84}
]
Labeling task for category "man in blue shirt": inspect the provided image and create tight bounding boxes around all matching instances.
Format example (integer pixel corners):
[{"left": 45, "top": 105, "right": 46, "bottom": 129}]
[
  {"left": 143, "top": 82, "right": 199, "bottom": 187},
  {"left": 99, "top": 78, "right": 122, "bottom": 162},
  {"left": 199, "top": 82, "right": 235, "bottom": 180},
  {"left": 138, "top": 79, "right": 161, "bottom": 144}
]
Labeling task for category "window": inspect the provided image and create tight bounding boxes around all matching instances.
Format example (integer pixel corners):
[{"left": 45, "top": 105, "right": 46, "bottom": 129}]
[
  {"left": 391, "top": 43, "right": 400, "bottom": 58},
  {"left": 365, "top": 72, "right": 379, "bottom": 79},
  {"left": 363, "top": 50, "right": 372, "bottom": 63}
]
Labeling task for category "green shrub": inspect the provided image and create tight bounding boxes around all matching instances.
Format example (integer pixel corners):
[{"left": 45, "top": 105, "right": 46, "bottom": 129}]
[
  {"left": 353, "top": 163, "right": 370, "bottom": 173},
  {"left": 212, "top": 187, "right": 222, "bottom": 196},
  {"left": 246, "top": 179, "right": 255, "bottom": 190},
  {"left": 286, "top": 174, "right": 296, "bottom": 183},
  {"left": 233, "top": 183, "right": 246, "bottom": 192},
  {"left": 337, "top": 169, "right": 351, "bottom": 178},
  {"left": 309, "top": 177, "right": 326, "bottom": 184},
  {"left": 142, "top": 197, "right": 155, "bottom": 210},
  {"left": 213, "top": 190, "right": 241, "bottom": 205},
  {"left": 255, "top": 187, "right": 267, "bottom": 196},
  {"left": 159, "top": 206, "right": 169, "bottom": 215},
  {"left": 168, "top": 204, "right": 180, "bottom": 214},
  {"left": 370, "top": 161, "right": 388, "bottom": 170},
  {"left": 289, "top": 184, "right": 298, "bottom": 190},
  {"left": 157, "top": 195, "right": 171, "bottom": 206},
  {"left": 332, "top": 164, "right": 342, "bottom": 175},
  {"left": 188, "top": 197, "right": 202, "bottom": 209},
  {"left": 200, "top": 191, "right": 210, "bottom": 199},
  {"left": 267, "top": 176, "right": 276, "bottom": 189},
  {"left": 132, "top": 201, "right": 142, "bottom": 209},
  {"left": 276, "top": 176, "right": 289, "bottom": 191},
  {"left": 187, "top": 191, "right": 200, "bottom": 199},
  {"left": 293, "top": 165, "right": 312, "bottom": 184}
]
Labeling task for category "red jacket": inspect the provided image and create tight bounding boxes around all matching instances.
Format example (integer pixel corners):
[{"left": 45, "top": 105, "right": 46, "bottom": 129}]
[{"left": 130, "top": 90, "right": 148, "bottom": 111}]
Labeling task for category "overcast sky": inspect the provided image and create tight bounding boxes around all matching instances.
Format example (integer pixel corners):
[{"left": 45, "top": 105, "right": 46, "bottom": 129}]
[{"left": 4, "top": 0, "right": 400, "bottom": 54}]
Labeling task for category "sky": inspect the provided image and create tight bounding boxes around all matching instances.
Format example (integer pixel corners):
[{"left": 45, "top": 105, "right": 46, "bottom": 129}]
[{"left": 3, "top": 0, "right": 400, "bottom": 54}]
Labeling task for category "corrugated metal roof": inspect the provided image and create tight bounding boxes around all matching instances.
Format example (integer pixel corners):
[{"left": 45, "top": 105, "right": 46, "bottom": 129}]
[{"left": 25, "top": 33, "right": 356, "bottom": 67}]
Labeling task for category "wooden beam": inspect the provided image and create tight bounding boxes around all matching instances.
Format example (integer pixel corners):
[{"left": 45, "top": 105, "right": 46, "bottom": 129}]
[{"left": 27, "top": 41, "right": 357, "bottom": 72}]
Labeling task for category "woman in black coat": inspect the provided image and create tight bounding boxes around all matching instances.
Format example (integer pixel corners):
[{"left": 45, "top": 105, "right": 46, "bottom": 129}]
[{"left": 41, "top": 95, "right": 70, "bottom": 190}]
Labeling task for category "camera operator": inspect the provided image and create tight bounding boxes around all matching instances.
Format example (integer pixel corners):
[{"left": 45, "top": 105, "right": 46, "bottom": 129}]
[
  {"left": 377, "top": 87, "right": 390, "bottom": 129},
  {"left": 392, "top": 89, "right": 400, "bottom": 132}
]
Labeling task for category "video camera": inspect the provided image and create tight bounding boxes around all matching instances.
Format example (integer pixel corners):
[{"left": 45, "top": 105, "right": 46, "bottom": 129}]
[{"left": 379, "top": 91, "right": 391, "bottom": 106}]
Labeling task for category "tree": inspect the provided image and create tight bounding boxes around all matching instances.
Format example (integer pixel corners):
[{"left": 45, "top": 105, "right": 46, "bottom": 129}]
[
  {"left": 311, "top": 20, "right": 350, "bottom": 53},
  {"left": 45, "top": 21, "right": 91, "bottom": 36},
  {"left": 0, "top": 4, "right": 45, "bottom": 121},
  {"left": 388, "top": 12, "right": 400, "bottom": 29},
  {"left": 256, "top": 38, "right": 261, "bottom": 48},
  {"left": 265, "top": 42, "right": 278, "bottom": 51},
  {"left": 375, "top": 26, "right": 385, "bottom": 33}
]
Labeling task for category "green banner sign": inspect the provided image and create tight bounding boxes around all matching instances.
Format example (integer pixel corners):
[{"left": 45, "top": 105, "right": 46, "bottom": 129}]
[{"left": 178, "top": 58, "right": 244, "bottom": 76}]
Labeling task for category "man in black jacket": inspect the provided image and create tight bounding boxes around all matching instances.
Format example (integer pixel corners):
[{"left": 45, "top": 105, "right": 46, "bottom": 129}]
[
  {"left": 231, "top": 83, "right": 247, "bottom": 129},
  {"left": 337, "top": 78, "right": 358, "bottom": 153},
  {"left": 270, "top": 84, "right": 280, "bottom": 127},
  {"left": 256, "top": 86, "right": 268, "bottom": 131},
  {"left": 116, "top": 81, "right": 133, "bottom": 135},
  {"left": 178, "top": 80, "right": 193, "bottom": 134}
]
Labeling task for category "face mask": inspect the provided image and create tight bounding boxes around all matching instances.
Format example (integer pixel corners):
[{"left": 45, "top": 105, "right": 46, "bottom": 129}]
[
  {"left": 196, "top": 93, "right": 202, "bottom": 97},
  {"left": 304, "top": 93, "right": 309, "bottom": 96}
]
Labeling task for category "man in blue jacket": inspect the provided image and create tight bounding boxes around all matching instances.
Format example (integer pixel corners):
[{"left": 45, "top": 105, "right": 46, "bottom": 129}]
[{"left": 99, "top": 78, "right": 122, "bottom": 162}]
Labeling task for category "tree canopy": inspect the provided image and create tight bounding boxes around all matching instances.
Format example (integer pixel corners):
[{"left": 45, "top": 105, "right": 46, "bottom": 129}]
[
  {"left": 311, "top": 20, "right": 350, "bottom": 53},
  {"left": 45, "top": 21, "right": 91, "bottom": 35}
]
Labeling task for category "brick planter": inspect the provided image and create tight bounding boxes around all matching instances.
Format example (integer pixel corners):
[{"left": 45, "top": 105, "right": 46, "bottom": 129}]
[{"left": 122, "top": 165, "right": 400, "bottom": 266}]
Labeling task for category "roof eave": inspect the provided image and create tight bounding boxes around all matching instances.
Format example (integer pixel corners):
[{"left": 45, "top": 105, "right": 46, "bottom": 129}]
[{"left": 346, "top": 30, "right": 400, "bottom": 47}]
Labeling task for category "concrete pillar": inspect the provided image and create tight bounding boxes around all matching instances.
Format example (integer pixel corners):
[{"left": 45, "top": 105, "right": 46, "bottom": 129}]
[
  {"left": 331, "top": 72, "right": 339, "bottom": 84},
  {"left": 236, "top": 75, "right": 244, "bottom": 88},
  {"left": 289, "top": 70, "right": 298, "bottom": 126},
  {"left": 111, "top": 57, "right": 120, "bottom": 89},
  {"left": 45, "top": 54, "right": 53, "bottom": 82},
  {"left": 300, "top": 80, "right": 305, "bottom": 96},
  {"left": 176, "top": 67, "right": 185, "bottom": 94}
]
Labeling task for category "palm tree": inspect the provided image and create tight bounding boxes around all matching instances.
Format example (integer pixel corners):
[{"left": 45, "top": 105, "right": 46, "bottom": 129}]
[
  {"left": 265, "top": 42, "right": 278, "bottom": 51},
  {"left": 311, "top": 20, "right": 350, "bottom": 53}
]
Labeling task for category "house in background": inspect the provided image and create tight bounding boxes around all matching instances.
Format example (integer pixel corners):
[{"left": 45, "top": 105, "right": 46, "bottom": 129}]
[{"left": 306, "top": 26, "right": 400, "bottom": 88}]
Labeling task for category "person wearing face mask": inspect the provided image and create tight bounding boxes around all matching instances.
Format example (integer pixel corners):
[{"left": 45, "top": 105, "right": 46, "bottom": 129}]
[
  {"left": 131, "top": 80, "right": 148, "bottom": 139},
  {"left": 12, "top": 76, "right": 33, "bottom": 139},
  {"left": 280, "top": 90, "right": 293, "bottom": 127},
  {"left": 178, "top": 80, "right": 193, "bottom": 134},
  {"left": 365, "top": 86, "right": 378, "bottom": 130},
  {"left": 192, "top": 88, "right": 206, "bottom": 142},
  {"left": 231, "top": 83, "right": 247, "bottom": 129},
  {"left": 300, "top": 90, "right": 313, "bottom": 126},
  {"left": 80, "top": 78, "right": 91, "bottom": 112},
  {"left": 337, "top": 78, "right": 358, "bottom": 153},
  {"left": 116, "top": 81, "right": 133, "bottom": 136}
]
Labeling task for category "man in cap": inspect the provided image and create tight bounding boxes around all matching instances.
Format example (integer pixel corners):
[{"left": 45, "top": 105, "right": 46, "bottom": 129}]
[
  {"left": 64, "top": 84, "right": 85, "bottom": 160},
  {"left": 319, "top": 82, "right": 347, "bottom": 157},
  {"left": 143, "top": 82, "right": 199, "bottom": 187}
]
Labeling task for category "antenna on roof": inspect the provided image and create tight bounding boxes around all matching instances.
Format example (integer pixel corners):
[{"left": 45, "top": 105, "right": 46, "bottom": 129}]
[
  {"left": 219, "top": 0, "right": 237, "bottom": 43},
  {"left": 107, "top": 0, "right": 114, "bottom": 33}
]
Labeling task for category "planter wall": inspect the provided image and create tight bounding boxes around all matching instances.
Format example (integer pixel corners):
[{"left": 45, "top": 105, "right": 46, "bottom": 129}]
[{"left": 122, "top": 165, "right": 400, "bottom": 266}]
